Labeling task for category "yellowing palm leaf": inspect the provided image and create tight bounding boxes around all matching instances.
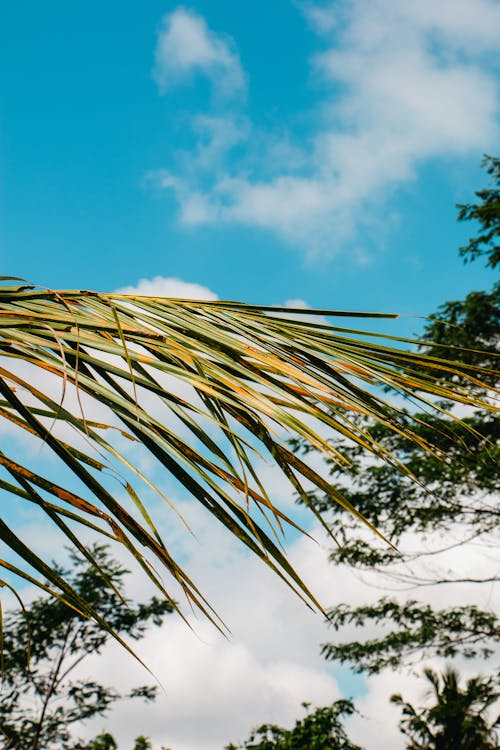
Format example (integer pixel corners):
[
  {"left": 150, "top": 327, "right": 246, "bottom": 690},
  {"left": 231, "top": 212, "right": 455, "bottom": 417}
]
[{"left": 0, "top": 279, "right": 498, "bottom": 634}]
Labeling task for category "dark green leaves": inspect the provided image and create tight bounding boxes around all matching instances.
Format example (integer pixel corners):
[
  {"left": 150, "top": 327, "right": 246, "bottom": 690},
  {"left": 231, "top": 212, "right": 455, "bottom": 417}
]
[{"left": 458, "top": 155, "right": 500, "bottom": 269}]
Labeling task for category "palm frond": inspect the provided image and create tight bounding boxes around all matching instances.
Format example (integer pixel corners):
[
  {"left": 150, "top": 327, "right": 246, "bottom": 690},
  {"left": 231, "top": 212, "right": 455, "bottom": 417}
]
[{"left": 0, "top": 279, "right": 498, "bottom": 632}]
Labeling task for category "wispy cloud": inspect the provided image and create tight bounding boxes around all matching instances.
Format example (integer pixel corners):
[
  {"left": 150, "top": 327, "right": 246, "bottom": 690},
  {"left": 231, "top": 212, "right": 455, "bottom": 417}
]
[
  {"left": 153, "top": 7, "right": 246, "bottom": 100},
  {"left": 153, "top": 1, "right": 500, "bottom": 258}
]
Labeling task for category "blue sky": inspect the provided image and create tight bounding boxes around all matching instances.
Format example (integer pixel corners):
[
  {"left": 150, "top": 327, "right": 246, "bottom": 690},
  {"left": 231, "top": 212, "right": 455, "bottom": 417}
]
[
  {"left": 1, "top": 2, "right": 499, "bottom": 749},
  {"left": 1, "top": 0, "right": 497, "bottom": 322}
]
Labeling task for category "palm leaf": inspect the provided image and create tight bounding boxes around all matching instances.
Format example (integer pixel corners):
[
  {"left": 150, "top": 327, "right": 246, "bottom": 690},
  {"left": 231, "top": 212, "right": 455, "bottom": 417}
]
[{"left": 0, "top": 279, "right": 498, "bottom": 632}]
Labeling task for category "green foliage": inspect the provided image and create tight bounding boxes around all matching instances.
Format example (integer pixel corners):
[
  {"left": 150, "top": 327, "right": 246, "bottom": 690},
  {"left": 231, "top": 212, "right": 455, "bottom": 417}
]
[
  {"left": 322, "top": 601, "right": 498, "bottom": 674},
  {"left": 132, "top": 737, "right": 152, "bottom": 750},
  {"left": 225, "top": 701, "right": 363, "bottom": 750},
  {"left": 86, "top": 734, "right": 118, "bottom": 750},
  {"left": 391, "top": 667, "right": 499, "bottom": 750},
  {"left": 458, "top": 155, "right": 500, "bottom": 269},
  {"left": 419, "top": 283, "right": 499, "bottom": 384},
  {"left": 83, "top": 734, "right": 168, "bottom": 750},
  {"left": 84, "top": 734, "right": 161, "bottom": 750},
  {"left": 0, "top": 546, "right": 173, "bottom": 750}
]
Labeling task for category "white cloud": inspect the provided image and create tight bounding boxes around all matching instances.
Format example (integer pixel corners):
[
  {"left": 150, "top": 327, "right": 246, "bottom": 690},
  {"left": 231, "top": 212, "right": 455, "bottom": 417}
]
[
  {"left": 115, "top": 275, "right": 218, "bottom": 299},
  {"left": 347, "top": 669, "right": 414, "bottom": 750},
  {"left": 67, "top": 493, "right": 497, "bottom": 749},
  {"left": 281, "top": 297, "right": 329, "bottom": 325},
  {"left": 155, "top": 0, "right": 500, "bottom": 257},
  {"left": 72, "top": 503, "right": 345, "bottom": 750},
  {"left": 153, "top": 7, "right": 246, "bottom": 99}
]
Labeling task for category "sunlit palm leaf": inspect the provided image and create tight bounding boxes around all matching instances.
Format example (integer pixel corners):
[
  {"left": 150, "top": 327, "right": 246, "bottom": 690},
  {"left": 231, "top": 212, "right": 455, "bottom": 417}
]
[{"left": 0, "top": 279, "right": 498, "bottom": 634}]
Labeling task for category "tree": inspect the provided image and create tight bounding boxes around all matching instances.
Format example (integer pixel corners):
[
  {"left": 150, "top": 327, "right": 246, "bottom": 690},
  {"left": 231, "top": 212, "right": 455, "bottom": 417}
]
[
  {"left": 0, "top": 545, "right": 172, "bottom": 750},
  {"left": 131, "top": 738, "right": 152, "bottom": 750},
  {"left": 80, "top": 726, "right": 168, "bottom": 749},
  {"left": 391, "top": 667, "right": 499, "bottom": 750},
  {"left": 85, "top": 733, "right": 169, "bottom": 750},
  {"left": 308, "top": 396, "right": 499, "bottom": 672},
  {"left": 225, "top": 700, "right": 363, "bottom": 750},
  {"left": 417, "top": 283, "right": 499, "bottom": 387},
  {"left": 1, "top": 282, "right": 497, "bottom": 635},
  {"left": 86, "top": 735, "right": 117, "bottom": 750},
  {"left": 458, "top": 154, "right": 500, "bottom": 269},
  {"left": 290, "top": 156, "right": 499, "bottom": 673}
]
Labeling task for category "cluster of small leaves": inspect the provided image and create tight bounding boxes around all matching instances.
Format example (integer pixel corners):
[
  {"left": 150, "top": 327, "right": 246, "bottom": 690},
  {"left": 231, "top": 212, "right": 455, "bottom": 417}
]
[
  {"left": 391, "top": 667, "right": 499, "bottom": 750},
  {"left": 82, "top": 734, "right": 120, "bottom": 750},
  {"left": 0, "top": 546, "right": 173, "bottom": 750},
  {"left": 458, "top": 155, "right": 500, "bottom": 269},
  {"left": 225, "top": 701, "right": 363, "bottom": 750},
  {"left": 321, "top": 601, "right": 499, "bottom": 674},
  {"left": 82, "top": 734, "right": 170, "bottom": 750}
]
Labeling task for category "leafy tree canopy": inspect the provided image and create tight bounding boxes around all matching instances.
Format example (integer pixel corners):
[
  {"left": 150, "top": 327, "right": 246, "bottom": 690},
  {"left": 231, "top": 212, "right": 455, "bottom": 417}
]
[
  {"left": 391, "top": 667, "right": 499, "bottom": 750},
  {"left": 322, "top": 601, "right": 498, "bottom": 674},
  {"left": 85, "top": 733, "right": 169, "bottom": 750},
  {"left": 0, "top": 546, "right": 172, "bottom": 750},
  {"left": 458, "top": 155, "right": 500, "bottom": 269},
  {"left": 419, "top": 282, "right": 499, "bottom": 384},
  {"left": 85, "top": 734, "right": 118, "bottom": 750},
  {"left": 225, "top": 701, "right": 363, "bottom": 750}
]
